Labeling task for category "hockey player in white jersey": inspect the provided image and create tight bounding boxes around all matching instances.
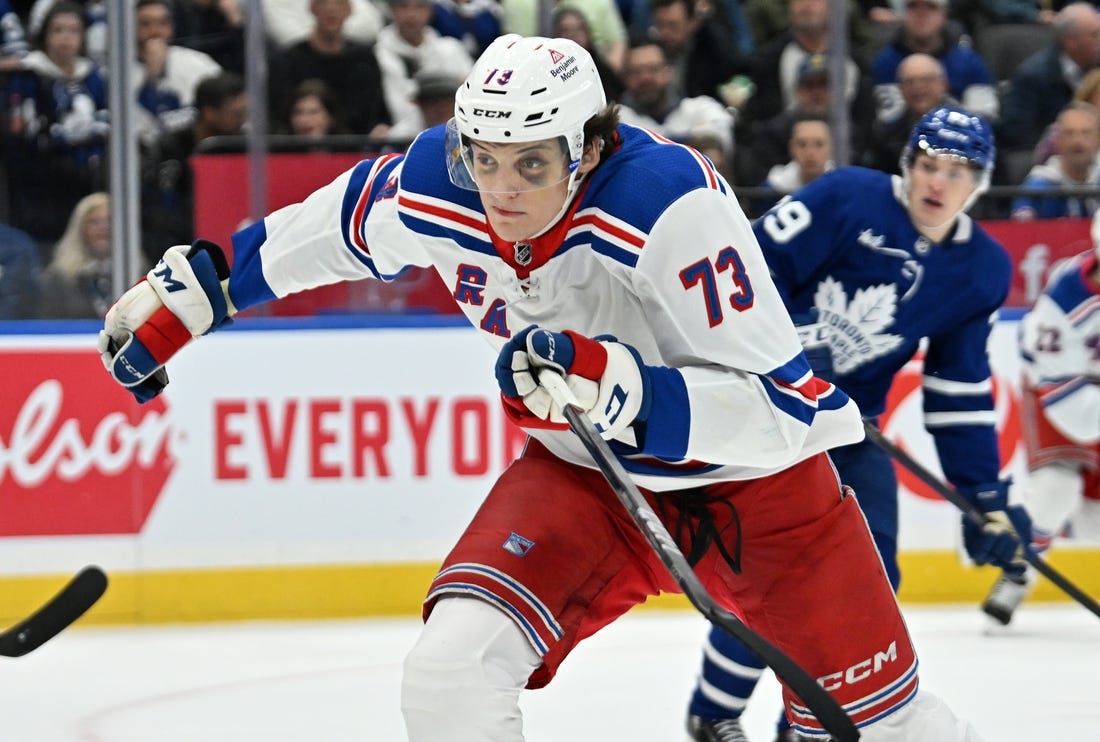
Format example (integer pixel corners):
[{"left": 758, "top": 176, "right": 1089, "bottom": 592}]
[
  {"left": 97, "top": 35, "right": 986, "bottom": 741},
  {"left": 982, "top": 209, "right": 1100, "bottom": 625},
  {"left": 684, "top": 107, "right": 1033, "bottom": 741}
]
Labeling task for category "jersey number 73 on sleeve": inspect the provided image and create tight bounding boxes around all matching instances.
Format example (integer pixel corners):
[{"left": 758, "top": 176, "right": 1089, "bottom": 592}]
[{"left": 679, "top": 246, "right": 755, "bottom": 327}]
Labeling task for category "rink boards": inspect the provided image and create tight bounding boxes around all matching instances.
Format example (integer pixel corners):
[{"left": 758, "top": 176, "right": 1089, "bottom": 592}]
[{"left": 0, "top": 316, "right": 1096, "bottom": 625}]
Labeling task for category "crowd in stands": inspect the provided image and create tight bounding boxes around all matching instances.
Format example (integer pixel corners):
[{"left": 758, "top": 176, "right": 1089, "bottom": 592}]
[{"left": 1, "top": 0, "right": 1099, "bottom": 319}]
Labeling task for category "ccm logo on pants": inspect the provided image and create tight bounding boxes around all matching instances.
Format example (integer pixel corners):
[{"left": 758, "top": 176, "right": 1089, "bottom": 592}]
[{"left": 817, "top": 641, "right": 898, "bottom": 691}]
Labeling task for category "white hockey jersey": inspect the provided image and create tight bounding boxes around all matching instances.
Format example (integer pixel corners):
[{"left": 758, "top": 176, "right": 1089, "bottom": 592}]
[
  {"left": 224, "top": 123, "right": 863, "bottom": 491},
  {"left": 1020, "top": 250, "right": 1100, "bottom": 445}
]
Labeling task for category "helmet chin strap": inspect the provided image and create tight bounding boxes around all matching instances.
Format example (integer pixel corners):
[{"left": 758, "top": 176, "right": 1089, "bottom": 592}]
[{"left": 527, "top": 168, "right": 588, "bottom": 240}]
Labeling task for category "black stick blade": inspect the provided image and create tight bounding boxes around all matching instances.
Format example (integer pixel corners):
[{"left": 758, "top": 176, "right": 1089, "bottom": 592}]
[{"left": 0, "top": 566, "right": 108, "bottom": 658}]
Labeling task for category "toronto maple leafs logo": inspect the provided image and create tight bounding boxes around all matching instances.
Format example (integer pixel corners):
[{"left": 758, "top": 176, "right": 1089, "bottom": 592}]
[{"left": 814, "top": 277, "right": 904, "bottom": 374}]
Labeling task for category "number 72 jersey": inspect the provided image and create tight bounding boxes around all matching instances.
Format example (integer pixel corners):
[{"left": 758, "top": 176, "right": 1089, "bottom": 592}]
[
  {"left": 1020, "top": 250, "right": 1100, "bottom": 445},
  {"left": 224, "top": 123, "right": 864, "bottom": 490}
]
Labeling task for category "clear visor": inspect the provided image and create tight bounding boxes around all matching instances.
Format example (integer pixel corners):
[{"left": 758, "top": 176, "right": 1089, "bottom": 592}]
[{"left": 444, "top": 119, "right": 580, "bottom": 194}]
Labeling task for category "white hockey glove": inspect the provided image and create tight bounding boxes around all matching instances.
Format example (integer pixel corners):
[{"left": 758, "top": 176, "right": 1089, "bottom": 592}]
[
  {"left": 495, "top": 325, "right": 651, "bottom": 444},
  {"left": 98, "top": 240, "right": 234, "bottom": 403}
]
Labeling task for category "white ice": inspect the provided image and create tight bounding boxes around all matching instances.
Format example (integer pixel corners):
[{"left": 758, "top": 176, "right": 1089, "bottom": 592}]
[{"left": 3, "top": 604, "right": 1097, "bottom": 741}]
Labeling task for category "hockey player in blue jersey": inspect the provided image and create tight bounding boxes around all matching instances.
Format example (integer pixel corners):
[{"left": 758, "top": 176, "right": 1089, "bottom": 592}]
[
  {"left": 685, "top": 107, "right": 1034, "bottom": 741},
  {"left": 98, "top": 36, "right": 990, "bottom": 741}
]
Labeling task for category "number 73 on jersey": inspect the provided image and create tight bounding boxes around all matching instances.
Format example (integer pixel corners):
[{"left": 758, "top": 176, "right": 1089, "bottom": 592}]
[{"left": 679, "top": 246, "right": 756, "bottom": 327}]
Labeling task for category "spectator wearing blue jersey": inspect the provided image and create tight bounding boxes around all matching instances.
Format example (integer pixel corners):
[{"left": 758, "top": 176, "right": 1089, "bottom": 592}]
[
  {"left": 27, "top": 0, "right": 108, "bottom": 64},
  {"left": 1000, "top": 2, "right": 1100, "bottom": 150},
  {"left": 0, "top": 220, "right": 42, "bottom": 319},
  {"left": 1011, "top": 101, "right": 1100, "bottom": 219},
  {"left": 871, "top": 0, "right": 998, "bottom": 125},
  {"left": 1, "top": 0, "right": 108, "bottom": 246},
  {"left": 686, "top": 106, "right": 1032, "bottom": 742},
  {"left": 133, "top": 0, "right": 223, "bottom": 142},
  {"left": 0, "top": 0, "right": 29, "bottom": 71},
  {"left": 430, "top": 0, "right": 501, "bottom": 57}
]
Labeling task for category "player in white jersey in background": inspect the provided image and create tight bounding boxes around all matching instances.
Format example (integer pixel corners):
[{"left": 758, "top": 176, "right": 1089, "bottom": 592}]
[
  {"left": 982, "top": 209, "right": 1100, "bottom": 625},
  {"left": 684, "top": 107, "right": 1034, "bottom": 742},
  {"left": 97, "top": 35, "right": 991, "bottom": 741}
]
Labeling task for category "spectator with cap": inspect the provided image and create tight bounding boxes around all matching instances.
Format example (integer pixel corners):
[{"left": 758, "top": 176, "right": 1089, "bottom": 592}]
[
  {"left": 1000, "top": 2, "right": 1100, "bottom": 150},
  {"left": 740, "top": 52, "right": 869, "bottom": 185},
  {"left": 871, "top": 0, "right": 998, "bottom": 124},
  {"left": 374, "top": 0, "right": 473, "bottom": 136},
  {"left": 864, "top": 52, "right": 958, "bottom": 173},
  {"left": 741, "top": 0, "right": 872, "bottom": 135},
  {"left": 616, "top": 37, "right": 735, "bottom": 161},
  {"left": 386, "top": 68, "right": 462, "bottom": 141}
]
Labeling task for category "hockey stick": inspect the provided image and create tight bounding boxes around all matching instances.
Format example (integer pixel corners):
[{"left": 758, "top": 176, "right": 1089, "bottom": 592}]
[
  {"left": 538, "top": 371, "right": 859, "bottom": 742},
  {"left": 862, "top": 420, "right": 1100, "bottom": 621},
  {"left": 0, "top": 566, "right": 108, "bottom": 658}
]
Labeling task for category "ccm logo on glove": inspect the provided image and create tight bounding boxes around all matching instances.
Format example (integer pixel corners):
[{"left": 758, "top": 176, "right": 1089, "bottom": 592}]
[
  {"left": 98, "top": 240, "right": 234, "bottom": 403},
  {"left": 495, "top": 325, "right": 651, "bottom": 445}
]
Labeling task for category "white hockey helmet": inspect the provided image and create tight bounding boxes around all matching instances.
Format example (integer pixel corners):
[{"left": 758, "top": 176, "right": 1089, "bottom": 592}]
[{"left": 446, "top": 34, "right": 606, "bottom": 192}]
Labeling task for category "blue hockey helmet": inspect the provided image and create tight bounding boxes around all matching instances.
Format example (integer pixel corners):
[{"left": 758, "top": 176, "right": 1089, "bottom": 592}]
[{"left": 901, "top": 106, "right": 995, "bottom": 188}]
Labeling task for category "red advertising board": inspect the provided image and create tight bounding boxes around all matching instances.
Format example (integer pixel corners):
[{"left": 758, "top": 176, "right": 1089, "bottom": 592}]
[
  {"left": 192, "top": 151, "right": 458, "bottom": 315},
  {"left": 0, "top": 350, "right": 173, "bottom": 536},
  {"left": 981, "top": 218, "right": 1093, "bottom": 307}
]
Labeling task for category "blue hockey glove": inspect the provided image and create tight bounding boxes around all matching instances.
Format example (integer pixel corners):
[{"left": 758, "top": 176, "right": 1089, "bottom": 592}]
[
  {"left": 960, "top": 480, "right": 1034, "bottom": 577},
  {"left": 97, "top": 240, "right": 234, "bottom": 403},
  {"left": 792, "top": 310, "right": 834, "bottom": 383},
  {"left": 495, "top": 325, "right": 652, "bottom": 444}
]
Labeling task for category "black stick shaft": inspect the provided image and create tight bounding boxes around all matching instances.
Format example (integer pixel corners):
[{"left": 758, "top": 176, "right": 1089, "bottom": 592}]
[
  {"left": 540, "top": 372, "right": 859, "bottom": 741},
  {"left": 862, "top": 420, "right": 1100, "bottom": 621}
]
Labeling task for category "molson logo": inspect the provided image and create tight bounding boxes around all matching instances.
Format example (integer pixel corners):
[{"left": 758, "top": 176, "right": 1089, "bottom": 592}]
[
  {"left": 879, "top": 354, "right": 1021, "bottom": 501},
  {"left": 0, "top": 350, "right": 175, "bottom": 536}
]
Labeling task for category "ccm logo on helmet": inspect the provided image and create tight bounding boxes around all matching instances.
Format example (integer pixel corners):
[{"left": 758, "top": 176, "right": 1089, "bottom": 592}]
[{"left": 473, "top": 108, "right": 511, "bottom": 118}]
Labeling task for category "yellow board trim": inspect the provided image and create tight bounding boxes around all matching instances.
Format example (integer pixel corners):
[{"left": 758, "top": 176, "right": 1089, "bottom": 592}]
[{"left": 1, "top": 549, "right": 1097, "bottom": 626}]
